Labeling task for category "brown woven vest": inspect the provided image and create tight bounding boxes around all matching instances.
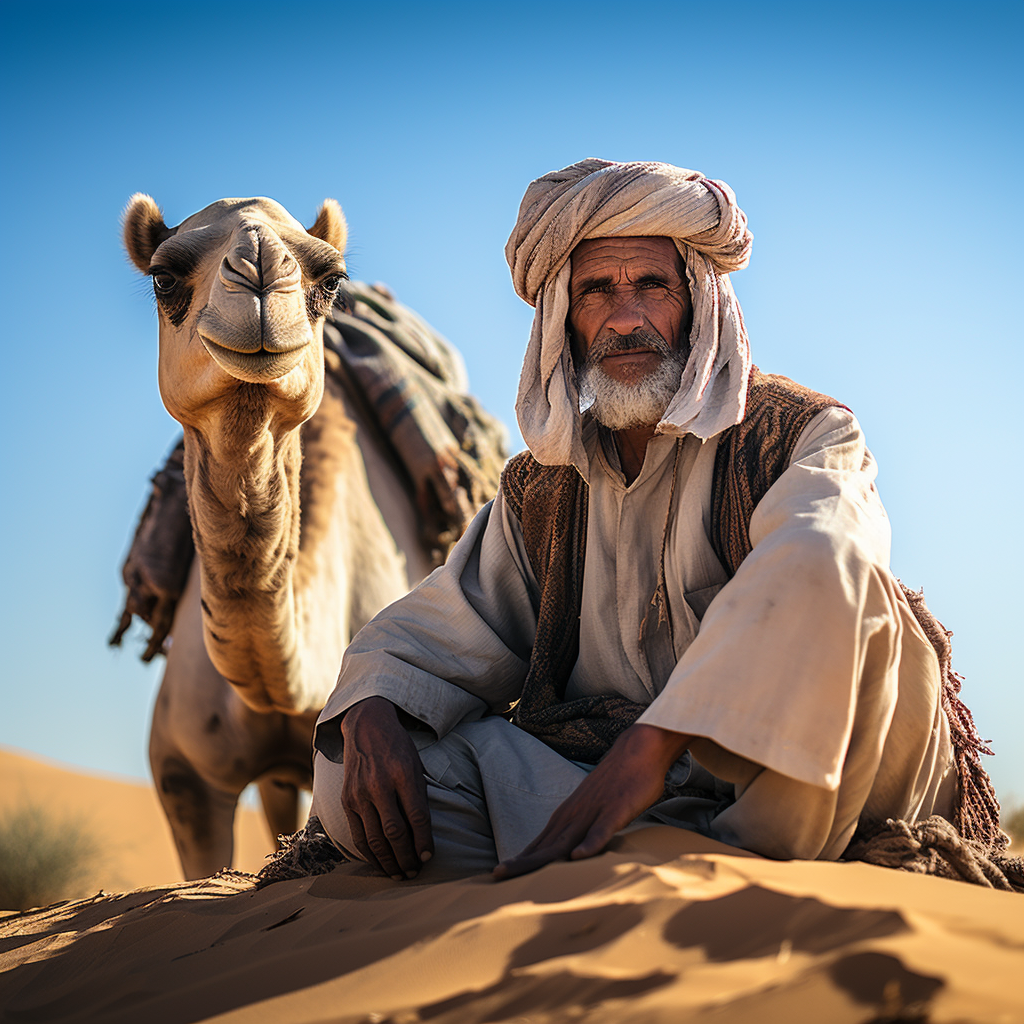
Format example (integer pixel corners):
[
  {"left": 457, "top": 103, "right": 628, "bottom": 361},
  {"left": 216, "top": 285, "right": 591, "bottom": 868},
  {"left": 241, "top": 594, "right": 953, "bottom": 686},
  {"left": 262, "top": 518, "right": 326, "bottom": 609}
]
[{"left": 500, "top": 367, "right": 1004, "bottom": 849}]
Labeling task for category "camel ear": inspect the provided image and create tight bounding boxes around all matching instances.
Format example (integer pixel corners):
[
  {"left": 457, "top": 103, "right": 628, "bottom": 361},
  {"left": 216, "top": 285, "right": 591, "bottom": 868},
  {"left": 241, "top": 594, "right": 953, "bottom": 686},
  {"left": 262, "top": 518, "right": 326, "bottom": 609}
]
[
  {"left": 123, "top": 193, "right": 172, "bottom": 273},
  {"left": 308, "top": 199, "right": 347, "bottom": 254}
]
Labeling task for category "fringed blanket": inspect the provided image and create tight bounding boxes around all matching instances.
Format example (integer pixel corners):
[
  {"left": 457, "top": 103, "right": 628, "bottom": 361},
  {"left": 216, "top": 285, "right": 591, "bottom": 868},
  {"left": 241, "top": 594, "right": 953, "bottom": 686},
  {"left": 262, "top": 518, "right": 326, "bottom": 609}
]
[{"left": 847, "top": 817, "right": 1023, "bottom": 892}]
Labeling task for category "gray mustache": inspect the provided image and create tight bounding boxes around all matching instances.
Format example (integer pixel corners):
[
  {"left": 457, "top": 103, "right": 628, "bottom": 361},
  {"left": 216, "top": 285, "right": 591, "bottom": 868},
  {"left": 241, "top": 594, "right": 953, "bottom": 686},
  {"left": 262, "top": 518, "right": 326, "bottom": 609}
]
[{"left": 586, "top": 329, "right": 672, "bottom": 364}]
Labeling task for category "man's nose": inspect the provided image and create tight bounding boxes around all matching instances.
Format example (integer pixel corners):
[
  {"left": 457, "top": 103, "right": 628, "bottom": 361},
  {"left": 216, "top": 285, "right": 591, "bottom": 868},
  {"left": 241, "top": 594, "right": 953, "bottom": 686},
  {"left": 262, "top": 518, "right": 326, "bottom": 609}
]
[{"left": 604, "top": 293, "right": 645, "bottom": 335}]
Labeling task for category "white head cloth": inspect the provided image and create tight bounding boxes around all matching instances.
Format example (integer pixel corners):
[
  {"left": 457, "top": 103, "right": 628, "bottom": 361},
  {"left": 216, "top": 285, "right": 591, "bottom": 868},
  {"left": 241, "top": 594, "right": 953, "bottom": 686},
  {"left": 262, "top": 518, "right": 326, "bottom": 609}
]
[{"left": 505, "top": 158, "right": 754, "bottom": 470}]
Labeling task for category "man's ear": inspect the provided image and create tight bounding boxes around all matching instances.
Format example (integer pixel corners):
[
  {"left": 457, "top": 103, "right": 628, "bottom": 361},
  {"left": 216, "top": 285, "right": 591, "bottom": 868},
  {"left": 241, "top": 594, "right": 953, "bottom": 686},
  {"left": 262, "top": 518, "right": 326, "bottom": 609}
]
[
  {"left": 308, "top": 199, "right": 348, "bottom": 254},
  {"left": 123, "top": 194, "right": 173, "bottom": 273}
]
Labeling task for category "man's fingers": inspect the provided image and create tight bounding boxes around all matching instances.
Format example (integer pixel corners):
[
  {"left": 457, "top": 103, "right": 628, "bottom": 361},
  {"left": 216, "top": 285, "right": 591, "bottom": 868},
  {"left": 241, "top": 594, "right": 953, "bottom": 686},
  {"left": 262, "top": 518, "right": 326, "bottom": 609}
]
[
  {"left": 493, "top": 822, "right": 585, "bottom": 880},
  {"left": 570, "top": 819, "right": 619, "bottom": 860},
  {"left": 343, "top": 804, "right": 387, "bottom": 877},
  {"left": 519, "top": 802, "right": 592, "bottom": 855},
  {"left": 399, "top": 771, "right": 435, "bottom": 864},
  {"left": 339, "top": 700, "right": 435, "bottom": 879},
  {"left": 494, "top": 787, "right": 639, "bottom": 881},
  {"left": 369, "top": 797, "right": 422, "bottom": 879},
  {"left": 345, "top": 788, "right": 430, "bottom": 880},
  {"left": 344, "top": 786, "right": 408, "bottom": 880},
  {"left": 494, "top": 819, "right": 612, "bottom": 881},
  {"left": 493, "top": 847, "right": 563, "bottom": 880}
]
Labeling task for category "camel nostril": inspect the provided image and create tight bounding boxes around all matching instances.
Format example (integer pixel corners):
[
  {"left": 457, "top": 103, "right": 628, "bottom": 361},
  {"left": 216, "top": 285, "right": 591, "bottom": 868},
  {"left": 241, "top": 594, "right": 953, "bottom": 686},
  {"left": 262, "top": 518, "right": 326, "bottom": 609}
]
[
  {"left": 219, "top": 230, "right": 301, "bottom": 295},
  {"left": 261, "top": 249, "right": 302, "bottom": 286},
  {"left": 222, "top": 252, "right": 262, "bottom": 290}
]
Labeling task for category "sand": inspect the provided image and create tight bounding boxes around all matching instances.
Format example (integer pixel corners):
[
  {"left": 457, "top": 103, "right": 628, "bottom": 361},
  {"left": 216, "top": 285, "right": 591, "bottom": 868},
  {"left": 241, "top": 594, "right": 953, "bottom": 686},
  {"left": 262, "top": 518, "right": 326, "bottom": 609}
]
[
  {"left": 0, "top": 747, "right": 274, "bottom": 891},
  {"left": 1, "top": 751, "right": 1021, "bottom": 1024}
]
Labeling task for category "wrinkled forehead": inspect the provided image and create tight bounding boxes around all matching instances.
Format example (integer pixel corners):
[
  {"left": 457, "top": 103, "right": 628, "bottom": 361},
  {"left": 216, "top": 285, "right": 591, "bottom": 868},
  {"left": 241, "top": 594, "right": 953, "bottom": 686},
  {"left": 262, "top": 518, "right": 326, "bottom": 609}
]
[{"left": 569, "top": 236, "right": 683, "bottom": 280}]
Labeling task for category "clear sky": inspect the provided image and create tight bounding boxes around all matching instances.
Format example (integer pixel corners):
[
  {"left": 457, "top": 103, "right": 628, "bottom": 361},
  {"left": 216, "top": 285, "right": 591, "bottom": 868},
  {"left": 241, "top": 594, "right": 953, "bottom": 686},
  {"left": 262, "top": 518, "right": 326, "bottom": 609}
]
[{"left": 1, "top": 2, "right": 1021, "bottom": 809}]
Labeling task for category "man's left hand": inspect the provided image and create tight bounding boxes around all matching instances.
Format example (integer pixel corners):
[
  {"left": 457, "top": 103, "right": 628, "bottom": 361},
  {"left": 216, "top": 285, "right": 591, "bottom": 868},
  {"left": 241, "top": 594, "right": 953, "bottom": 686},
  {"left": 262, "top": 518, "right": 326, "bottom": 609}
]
[{"left": 493, "top": 723, "right": 692, "bottom": 880}]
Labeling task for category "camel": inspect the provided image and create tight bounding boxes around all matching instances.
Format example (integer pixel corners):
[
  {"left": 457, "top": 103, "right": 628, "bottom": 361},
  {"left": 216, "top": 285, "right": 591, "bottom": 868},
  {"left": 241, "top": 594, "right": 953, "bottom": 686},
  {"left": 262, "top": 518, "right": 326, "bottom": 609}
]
[{"left": 119, "top": 195, "right": 498, "bottom": 879}]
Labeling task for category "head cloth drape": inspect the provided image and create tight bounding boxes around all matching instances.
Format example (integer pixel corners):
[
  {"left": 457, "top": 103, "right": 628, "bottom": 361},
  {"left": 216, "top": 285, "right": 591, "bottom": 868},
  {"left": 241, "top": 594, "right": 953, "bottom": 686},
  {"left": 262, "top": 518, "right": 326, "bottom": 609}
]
[{"left": 505, "top": 158, "right": 754, "bottom": 471}]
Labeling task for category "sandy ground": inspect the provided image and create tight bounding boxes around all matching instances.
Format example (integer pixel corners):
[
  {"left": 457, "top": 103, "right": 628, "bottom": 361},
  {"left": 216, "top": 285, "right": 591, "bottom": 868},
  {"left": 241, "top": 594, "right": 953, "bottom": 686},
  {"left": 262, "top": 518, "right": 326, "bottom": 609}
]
[{"left": 1, "top": 749, "right": 1022, "bottom": 1024}]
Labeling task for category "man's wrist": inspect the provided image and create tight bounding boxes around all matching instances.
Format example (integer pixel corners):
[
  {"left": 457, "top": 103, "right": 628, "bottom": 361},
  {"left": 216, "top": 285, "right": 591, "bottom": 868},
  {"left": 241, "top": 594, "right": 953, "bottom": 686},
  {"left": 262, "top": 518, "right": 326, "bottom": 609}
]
[
  {"left": 615, "top": 723, "right": 691, "bottom": 771},
  {"left": 340, "top": 696, "right": 397, "bottom": 738}
]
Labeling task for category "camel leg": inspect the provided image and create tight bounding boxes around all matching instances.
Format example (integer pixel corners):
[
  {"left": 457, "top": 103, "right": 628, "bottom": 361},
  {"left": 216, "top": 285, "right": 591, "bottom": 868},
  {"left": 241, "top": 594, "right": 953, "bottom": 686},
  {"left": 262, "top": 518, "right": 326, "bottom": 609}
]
[
  {"left": 149, "top": 564, "right": 247, "bottom": 880},
  {"left": 257, "top": 776, "right": 301, "bottom": 847},
  {"left": 150, "top": 745, "right": 239, "bottom": 880}
]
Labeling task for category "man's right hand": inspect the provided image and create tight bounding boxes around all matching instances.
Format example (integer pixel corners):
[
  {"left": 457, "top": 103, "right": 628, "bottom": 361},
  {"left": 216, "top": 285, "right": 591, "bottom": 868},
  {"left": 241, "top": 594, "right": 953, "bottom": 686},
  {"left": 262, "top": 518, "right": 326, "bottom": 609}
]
[{"left": 339, "top": 696, "right": 434, "bottom": 880}]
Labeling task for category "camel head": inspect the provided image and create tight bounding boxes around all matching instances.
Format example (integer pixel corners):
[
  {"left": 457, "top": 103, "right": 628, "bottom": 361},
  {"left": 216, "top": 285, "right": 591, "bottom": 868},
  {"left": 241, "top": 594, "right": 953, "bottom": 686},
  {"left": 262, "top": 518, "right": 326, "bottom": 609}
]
[{"left": 124, "top": 195, "right": 348, "bottom": 432}]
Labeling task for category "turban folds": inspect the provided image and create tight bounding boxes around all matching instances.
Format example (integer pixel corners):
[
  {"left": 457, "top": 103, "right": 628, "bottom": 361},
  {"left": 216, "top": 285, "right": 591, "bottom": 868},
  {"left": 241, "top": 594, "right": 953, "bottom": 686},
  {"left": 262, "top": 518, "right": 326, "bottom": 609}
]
[{"left": 505, "top": 158, "right": 754, "bottom": 470}]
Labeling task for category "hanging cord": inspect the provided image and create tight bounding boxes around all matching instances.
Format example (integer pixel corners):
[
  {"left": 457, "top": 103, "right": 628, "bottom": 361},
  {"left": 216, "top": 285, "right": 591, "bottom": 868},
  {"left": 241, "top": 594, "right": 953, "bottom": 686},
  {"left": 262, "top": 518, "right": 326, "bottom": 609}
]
[{"left": 639, "top": 439, "right": 683, "bottom": 654}]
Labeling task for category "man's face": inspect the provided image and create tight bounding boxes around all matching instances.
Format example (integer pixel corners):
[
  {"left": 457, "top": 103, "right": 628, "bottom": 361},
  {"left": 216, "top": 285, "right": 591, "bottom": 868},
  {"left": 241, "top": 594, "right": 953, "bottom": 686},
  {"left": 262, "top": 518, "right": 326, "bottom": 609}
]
[{"left": 568, "top": 236, "right": 692, "bottom": 430}]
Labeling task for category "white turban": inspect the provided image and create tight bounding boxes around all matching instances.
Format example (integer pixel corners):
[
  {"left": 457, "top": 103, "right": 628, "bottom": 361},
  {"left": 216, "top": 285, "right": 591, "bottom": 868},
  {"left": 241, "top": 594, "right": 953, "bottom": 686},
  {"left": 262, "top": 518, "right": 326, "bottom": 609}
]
[{"left": 505, "top": 158, "right": 754, "bottom": 471}]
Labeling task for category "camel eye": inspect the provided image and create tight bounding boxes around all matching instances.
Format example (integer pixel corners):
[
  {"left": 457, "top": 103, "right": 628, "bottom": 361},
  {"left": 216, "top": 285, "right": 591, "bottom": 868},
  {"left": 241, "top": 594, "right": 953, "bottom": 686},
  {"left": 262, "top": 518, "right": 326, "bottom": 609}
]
[
  {"left": 305, "top": 272, "right": 347, "bottom": 322},
  {"left": 152, "top": 272, "right": 177, "bottom": 294}
]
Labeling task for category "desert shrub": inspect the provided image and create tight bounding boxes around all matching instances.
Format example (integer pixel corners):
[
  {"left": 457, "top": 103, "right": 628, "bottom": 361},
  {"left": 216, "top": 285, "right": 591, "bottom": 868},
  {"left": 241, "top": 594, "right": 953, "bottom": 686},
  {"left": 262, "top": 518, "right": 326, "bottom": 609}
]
[
  {"left": 1003, "top": 804, "right": 1024, "bottom": 850},
  {"left": 0, "top": 803, "right": 103, "bottom": 911}
]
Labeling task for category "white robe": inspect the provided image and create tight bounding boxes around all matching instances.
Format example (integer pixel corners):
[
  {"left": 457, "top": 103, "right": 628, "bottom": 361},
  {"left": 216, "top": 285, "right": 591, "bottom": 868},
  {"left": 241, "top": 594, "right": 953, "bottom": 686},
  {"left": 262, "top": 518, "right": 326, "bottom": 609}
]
[{"left": 313, "top": 406, "right": 955, "bottom": 863}]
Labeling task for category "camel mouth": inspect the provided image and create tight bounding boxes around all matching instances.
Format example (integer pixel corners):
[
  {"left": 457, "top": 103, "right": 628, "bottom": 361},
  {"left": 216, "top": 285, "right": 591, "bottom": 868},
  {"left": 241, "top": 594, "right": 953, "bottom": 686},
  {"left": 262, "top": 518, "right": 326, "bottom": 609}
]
[{"left": 200, "top": 335, "right": 308, "bottom": 384}]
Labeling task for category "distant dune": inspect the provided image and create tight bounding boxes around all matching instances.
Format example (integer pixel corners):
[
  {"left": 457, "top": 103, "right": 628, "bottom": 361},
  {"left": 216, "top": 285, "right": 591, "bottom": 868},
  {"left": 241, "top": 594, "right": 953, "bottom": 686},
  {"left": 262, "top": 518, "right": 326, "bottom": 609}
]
[
  {"left": 0, "top": 746, "right": 274, "bottom": 894},
  {"left": 1, "top": 748, "right": 1021, "bottom": 1024}
]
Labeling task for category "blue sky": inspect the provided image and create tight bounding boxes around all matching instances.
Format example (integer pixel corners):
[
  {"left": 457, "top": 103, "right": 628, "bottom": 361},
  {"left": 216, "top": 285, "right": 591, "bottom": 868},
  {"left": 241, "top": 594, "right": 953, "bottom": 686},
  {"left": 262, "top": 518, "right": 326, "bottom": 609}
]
[{"left": 1, "top": 1, "right": 1021, "bottom": 807}]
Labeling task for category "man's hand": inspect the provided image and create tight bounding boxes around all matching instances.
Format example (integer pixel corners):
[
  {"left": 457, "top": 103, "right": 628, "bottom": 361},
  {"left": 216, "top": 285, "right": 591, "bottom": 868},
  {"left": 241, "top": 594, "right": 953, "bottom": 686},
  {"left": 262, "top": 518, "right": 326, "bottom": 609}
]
[
  {"left": 493, "top": 724, "right": 691, "bottom": 881},
  {"left": 340, "top": 696, "right": 434, "bottom": 880}
]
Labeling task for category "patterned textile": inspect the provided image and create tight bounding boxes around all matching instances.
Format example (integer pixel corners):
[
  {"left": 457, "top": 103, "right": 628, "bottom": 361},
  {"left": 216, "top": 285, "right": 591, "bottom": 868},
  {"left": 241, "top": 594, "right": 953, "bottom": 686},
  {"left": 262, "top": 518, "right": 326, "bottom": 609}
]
[
  {"left": 109, "top": 439, "right": 192, "bottom": 661},
  {"left": 500, "top": 370, "right": 1007, "bottom": 858},
  {"left": 895, "top": 587, "right": 1006, "bottom": 851},
  {"left": 324, "top": 281, "right": 508, "bottom": 563},
  {"left": 709, "top": 370, "right": 845, "bottom": 572}
]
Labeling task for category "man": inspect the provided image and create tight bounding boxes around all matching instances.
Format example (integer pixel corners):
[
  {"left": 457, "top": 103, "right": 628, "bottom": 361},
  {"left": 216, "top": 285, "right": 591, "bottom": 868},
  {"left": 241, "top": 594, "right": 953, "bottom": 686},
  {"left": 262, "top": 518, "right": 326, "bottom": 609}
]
[{"left": 309, "top": 159, "right": 1001, "bottom": 883}]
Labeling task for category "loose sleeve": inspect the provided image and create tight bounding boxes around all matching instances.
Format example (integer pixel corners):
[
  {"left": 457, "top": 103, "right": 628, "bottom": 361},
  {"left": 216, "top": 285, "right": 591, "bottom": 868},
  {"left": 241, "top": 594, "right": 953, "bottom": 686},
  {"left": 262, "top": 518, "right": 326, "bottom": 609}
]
[
  {"left": 314, "top": 488, "right": 539, "bottom": 761},
  {"left": 637, "top": 406, "right": 904, "bottom": 790}
]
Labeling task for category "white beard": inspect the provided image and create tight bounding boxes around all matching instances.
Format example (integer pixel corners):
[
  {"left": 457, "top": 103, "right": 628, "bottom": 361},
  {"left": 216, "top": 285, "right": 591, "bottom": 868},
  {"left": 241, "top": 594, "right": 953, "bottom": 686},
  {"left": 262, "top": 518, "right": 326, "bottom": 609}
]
[{"left": 578, "top": 339, "right": 686, "bottom": 431}]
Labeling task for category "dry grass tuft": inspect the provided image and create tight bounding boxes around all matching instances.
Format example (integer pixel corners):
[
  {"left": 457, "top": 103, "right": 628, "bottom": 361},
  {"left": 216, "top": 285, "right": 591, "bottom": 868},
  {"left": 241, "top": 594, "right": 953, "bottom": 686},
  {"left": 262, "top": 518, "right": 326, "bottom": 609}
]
[{"left": 0, "top": 802, "right": 105, "bottom": 911}]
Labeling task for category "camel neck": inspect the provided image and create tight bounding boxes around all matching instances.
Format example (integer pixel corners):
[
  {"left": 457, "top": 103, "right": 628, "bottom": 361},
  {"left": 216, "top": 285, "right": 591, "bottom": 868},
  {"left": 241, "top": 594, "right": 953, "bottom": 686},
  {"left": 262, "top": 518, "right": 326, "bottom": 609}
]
[{"left": 179, "top": 423, "right": 309, "bottom": 713}]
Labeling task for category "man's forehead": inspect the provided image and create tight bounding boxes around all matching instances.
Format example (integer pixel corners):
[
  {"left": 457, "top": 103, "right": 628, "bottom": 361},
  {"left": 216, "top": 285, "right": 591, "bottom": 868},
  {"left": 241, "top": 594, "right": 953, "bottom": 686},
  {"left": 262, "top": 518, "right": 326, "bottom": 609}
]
[{"left": 569, "top": 236, "right": 681, "bottom": 277}]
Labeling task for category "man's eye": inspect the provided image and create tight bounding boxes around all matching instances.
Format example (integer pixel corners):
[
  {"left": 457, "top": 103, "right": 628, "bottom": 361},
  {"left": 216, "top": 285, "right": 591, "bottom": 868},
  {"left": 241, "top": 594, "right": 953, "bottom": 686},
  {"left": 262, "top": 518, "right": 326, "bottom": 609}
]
[{"left": 153, "top": 272, "right": 176, "bottom": 294}]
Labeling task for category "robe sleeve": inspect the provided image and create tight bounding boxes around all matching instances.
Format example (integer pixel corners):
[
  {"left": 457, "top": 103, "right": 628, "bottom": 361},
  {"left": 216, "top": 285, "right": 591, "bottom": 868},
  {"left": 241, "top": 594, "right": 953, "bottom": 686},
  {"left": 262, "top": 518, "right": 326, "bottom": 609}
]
[
  {"left": 314, "top": 488, "right": 538, "bottom": 762},
  {"left": 636, "top": 406, "right": 905, "bottom": 791}
]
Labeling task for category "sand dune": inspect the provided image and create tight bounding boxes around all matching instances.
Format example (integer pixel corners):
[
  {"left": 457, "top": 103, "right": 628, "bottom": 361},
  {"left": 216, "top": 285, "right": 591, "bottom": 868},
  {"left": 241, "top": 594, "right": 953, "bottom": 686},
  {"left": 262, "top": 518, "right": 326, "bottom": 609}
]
[
  {"left": 1, "top": 752, "right": 1021, "bottom": 1024},
  {"left": 0, "top": 747, "right": 274, "bottom": 892}
]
